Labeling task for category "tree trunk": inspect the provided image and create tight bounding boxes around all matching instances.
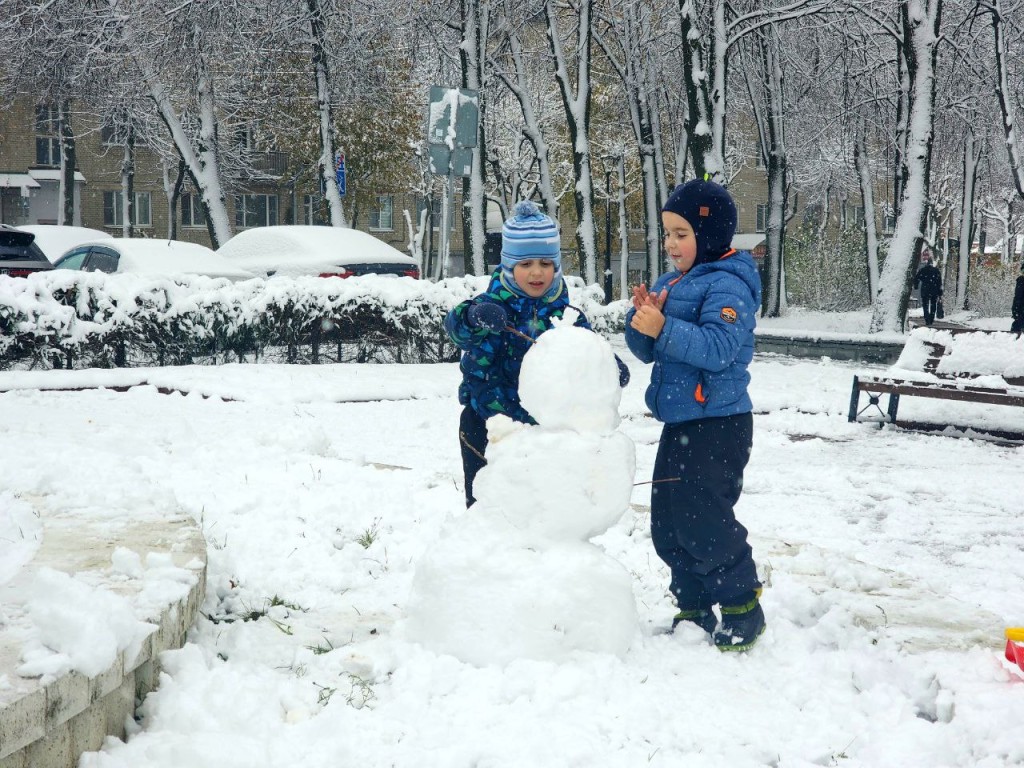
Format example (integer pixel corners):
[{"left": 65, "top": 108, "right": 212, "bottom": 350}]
[
  {"left": 121, "top": 125, "right": 136, "bottom": 239},
  {"left": 460, "top": 0, "right": 489, "bottom": 276},
  {"left": 59, "top": 101, "right": 76, "bottom": 227},
  {"left": 546, "top": 0, "right": 597, "bottom": 283},
  {"left": 854, "top": 131, "right": 880, "bottom": 301},
  {"left": 955, "top": 130, "right": 980, "bottom": 309},
  {"left": 307, "top": 0, "right": 347, "bottom": 228},
  {"left": 869, "top": 0, "right": 943, "bottom": 333}
]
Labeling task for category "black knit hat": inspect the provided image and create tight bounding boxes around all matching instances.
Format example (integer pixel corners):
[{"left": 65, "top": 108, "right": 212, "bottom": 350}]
[{"left": 662, "top": 179, "right": 738, "bottom": 265}]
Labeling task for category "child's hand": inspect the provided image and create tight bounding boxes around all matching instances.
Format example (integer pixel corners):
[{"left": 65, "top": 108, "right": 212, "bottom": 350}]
[
  {"left": 630, "top": 304, "right": 666, "bottom": 339},
  {"left": 631, "top": 284, "right": 667, "bottom": 312},
  {"left": 467, "top": 302, "right": 508, "bottom": 333}
]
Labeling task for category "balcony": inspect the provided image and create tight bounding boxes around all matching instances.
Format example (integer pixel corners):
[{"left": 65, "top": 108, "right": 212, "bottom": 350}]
[{"left": 249, "top": 151, "right": 289, "bottom": 178}]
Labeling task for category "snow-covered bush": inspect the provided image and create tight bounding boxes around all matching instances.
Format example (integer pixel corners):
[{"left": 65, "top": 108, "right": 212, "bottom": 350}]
[
  {"left": 0, "top": 272, "right": 621, "bottom": 370},
  {"left": 783, "top": 225, "right": 874, "bottom": 311},
  {"left": 967, "top": 260, "right": 1019, "bottom": 318}
]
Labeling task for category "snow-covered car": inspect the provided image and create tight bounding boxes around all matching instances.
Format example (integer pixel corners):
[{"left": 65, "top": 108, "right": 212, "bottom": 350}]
[
  {"left": 52, "top": 238, "right": 257, "bottom": 281},
  {"left": 0, "top": 224, "right": 53, "bottom": 277},
  {"left": 15, "top": 225, "right": 113, "bottom": 263},
  {"left": 215, "top": 225, "right": 420, "bottom": 279}
]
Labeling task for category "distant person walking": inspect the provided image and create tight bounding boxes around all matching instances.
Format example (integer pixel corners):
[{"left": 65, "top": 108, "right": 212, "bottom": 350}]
[
  {"left": 1012, "top": 262, "right": 1024, "bottom": 337},
  {"left": 913, "top": 251, "right": 943, "bottom": 326}
]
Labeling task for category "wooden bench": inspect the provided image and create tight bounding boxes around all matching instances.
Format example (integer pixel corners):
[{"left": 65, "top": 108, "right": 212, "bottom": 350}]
[{"left": 849, "top": 328, "right": 1024, "bottom": 432}]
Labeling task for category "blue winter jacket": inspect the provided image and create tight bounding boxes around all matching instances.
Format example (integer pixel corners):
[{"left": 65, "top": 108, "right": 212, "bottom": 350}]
[
  {"left": 445, "top": 270, "right": 591, "bottom": 423},
  {"left": 625, "top": 250, "right": 761, "bottom": 424}
]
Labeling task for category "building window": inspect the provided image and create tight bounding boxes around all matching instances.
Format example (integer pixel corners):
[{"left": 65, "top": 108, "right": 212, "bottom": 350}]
[
  {"left": 302, "top": 194, "right": 326, "bottom": 225},
  {"left": 756, "top": 204, "right": 769, "bottom": 233},
  {"left": 882, "top": 212, "right": 896, "bottom": 234},
  {"left": 369, "top": 195, "right": 393, "bottom": 230},
  {"left": 181, "top": 194, "right": 207, "bottom": 228},
  {"left": 235, "top": 194, "right": 278, "bottom": 228},
  {"left": 35, "top": 104, "right": 60, "bottom": 166},
  {"left": 103, "top": 191, "right": 152, "bottom": 227},
  {"left": 234, "top": 125, "right": 254, "bottom": 150},
  {"left": 841, "top": 202, "right": 865, "bottom": 229}
]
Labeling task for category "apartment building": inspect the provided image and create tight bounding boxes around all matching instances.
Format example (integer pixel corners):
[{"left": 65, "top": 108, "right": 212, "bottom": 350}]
[{"left": 0, "top": 98, "right": 454, "bottom": 259}]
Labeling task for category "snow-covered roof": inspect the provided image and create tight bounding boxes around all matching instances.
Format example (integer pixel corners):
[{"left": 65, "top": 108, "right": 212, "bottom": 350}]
[
  {"left": 26, "top": 169, "right": 87, "bottom": 184},
  {"left": 733, "top": 234, "right": 766, "bottom": 252},
  {"left": 17, "top": 225, "right": 113, "bottom": 261},
  {"left": 0, "top": 173, "right": 40, "bottom": 196},
  {"left": 217, "top": 225, "right": 415, "bottom": 277}
]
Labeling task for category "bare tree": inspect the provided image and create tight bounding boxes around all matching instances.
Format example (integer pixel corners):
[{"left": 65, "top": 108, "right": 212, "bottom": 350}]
[{"left": 869, "top": 0, "right": 944, "bottom": 333}]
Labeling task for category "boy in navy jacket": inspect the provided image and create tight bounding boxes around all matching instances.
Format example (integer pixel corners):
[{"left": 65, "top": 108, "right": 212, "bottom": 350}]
[{"left": 625, "top": 178, "right": 764, "bottom": 651}]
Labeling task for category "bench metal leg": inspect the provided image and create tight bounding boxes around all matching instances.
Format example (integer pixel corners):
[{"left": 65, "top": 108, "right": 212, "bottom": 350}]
[
  {"left": 850, "top": 375, "right": 897, "bottom": 427},
  {"left": 887, "top": 392, "right": 900, "bottom": 423},
  {"left": 848, "top": 376, "right": 861, "bottom": 422}
]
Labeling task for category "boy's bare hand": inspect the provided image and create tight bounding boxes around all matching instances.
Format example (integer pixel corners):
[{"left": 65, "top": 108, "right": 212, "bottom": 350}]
[
  {"left": 631, "top": 285, "right": 667, "bottom": 312},
  {"left": 630, "top": 304, "right": 666, "bottom": 338}
]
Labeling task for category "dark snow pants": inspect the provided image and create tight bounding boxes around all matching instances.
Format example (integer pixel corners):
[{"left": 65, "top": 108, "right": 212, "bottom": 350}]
[
  {"left": 459, "top": 406, "right": 488, "bottom": 508},
  {"left": 650, "top": 412, "right": 759, "bottom": 609},
  {"left": 921, "top": 292, "right": 940, "bottom": 325}
]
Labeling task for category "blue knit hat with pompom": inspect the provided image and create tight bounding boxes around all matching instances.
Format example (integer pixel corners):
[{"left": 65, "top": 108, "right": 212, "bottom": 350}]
[{"left": 501, "top": 201, "right": 561, "bottom": 281}]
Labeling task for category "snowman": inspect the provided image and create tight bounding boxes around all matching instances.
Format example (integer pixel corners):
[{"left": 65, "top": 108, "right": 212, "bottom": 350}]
[{"left": 406, "top": 323, "right": 638, "bottom": 666}]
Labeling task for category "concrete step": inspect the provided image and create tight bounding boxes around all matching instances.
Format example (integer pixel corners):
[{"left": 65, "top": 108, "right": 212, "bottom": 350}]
[{"left": 0, "top": 498, "right": 206, "bottom": 768}]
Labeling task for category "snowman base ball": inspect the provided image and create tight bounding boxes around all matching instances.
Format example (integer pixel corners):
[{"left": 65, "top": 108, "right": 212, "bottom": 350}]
[{"left": 407, "top": 518, "right": 638, "bottom": 666}]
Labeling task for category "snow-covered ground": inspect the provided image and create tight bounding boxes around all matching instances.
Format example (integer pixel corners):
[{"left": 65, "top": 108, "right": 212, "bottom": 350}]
[{"left": 1, "top": 310, "right": 1023, "bottom": 767}]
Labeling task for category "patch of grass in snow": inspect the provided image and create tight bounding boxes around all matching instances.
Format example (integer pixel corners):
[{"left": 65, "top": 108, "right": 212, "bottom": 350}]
[{"left": 357, "top": 517, "right": 382, "bottom": 548}]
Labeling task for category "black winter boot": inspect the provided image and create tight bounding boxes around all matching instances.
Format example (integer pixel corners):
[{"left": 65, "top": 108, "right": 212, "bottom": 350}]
[
  {"left": 672, "top": 608, "right": 718, "bottom": 635},
  {"left": 714, "top": 591, "right": 765, "bottom": 652}
]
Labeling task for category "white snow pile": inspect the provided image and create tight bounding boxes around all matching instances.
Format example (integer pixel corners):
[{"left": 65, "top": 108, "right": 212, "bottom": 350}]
[
  {"left": 16, "top": 568, "right": 156, "bottom": 680},
  {"left": 0, "top": 492, "right": 42, "bottom": 588},
  {"left": 405, "top": 325, "right": 637, "bottom": 665},
  {"left": 892, "top": 327, "right": 1024, "bottom": 384}
]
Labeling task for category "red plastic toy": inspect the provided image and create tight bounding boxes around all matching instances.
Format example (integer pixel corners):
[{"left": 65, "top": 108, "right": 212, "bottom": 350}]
[{"left": 1006, "top": 628, "right": 1024, "bottom": 671}]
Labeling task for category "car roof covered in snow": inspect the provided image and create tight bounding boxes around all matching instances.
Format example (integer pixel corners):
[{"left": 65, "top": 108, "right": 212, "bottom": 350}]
[
  {"left": 16, "top": 225, "right": 113, "bottom": 261},
  {"left": 216, "top": 225, "right": 415, "bottom": 277},
  {"left": 63, "top": 238, "right": 257, "bottom": 281}
]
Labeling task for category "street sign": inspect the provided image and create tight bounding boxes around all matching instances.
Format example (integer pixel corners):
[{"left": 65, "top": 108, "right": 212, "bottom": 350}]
[
  {"left": 335, "top": 152, "right": 346, "bottom": 196},
  {"left": 428, "top": 145, "right": 474, "bottom": 178},
  {"left": 427, "top": 86, "right": 479, "bottom": 150}
]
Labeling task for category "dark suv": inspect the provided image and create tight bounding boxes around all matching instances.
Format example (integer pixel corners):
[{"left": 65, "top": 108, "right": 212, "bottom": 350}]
[{"left": 0, "top": 225, "right": 53, "bottom": 276}]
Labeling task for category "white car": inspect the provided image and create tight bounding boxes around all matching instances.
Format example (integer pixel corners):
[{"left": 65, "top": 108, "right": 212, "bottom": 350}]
[
  {"left": 216, "top": 225, "right": 420, "bottom": 279},
  {"left": 52, "top": 238, "right": 257, "bottom": 281},
  {"left": 16, "top": 225, "right": 113, "bottom": 262}
]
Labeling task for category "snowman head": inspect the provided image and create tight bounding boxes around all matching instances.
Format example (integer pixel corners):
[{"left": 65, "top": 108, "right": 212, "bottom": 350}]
[{"left": 519, "top": 325, "right": 622, "bottom": 433}]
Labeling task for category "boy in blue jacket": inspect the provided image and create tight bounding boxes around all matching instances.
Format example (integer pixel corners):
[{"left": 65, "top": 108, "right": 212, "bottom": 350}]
[
  {"left": 445, "top": 201, "right": 628, "bottom": 508},
  {"left": 625, "top": 178, "right": 765, "bottom": 652}
]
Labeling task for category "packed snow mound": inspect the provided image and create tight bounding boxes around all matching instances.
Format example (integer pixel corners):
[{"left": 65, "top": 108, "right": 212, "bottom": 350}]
[
  {"left": 519, "top": 324, "right": 622, "bottom": 432},
  {"left": 407, "top": 515, "right": 638, "bottom": 667}
]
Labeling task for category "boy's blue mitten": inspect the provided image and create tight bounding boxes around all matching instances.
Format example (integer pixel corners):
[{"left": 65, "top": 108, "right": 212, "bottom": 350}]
[
  {"left": 467, "top": 302, "right": 508, "bottom": 333},
  {"left": 614, "top": 354, "right": 630, "bottom": 387}
]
